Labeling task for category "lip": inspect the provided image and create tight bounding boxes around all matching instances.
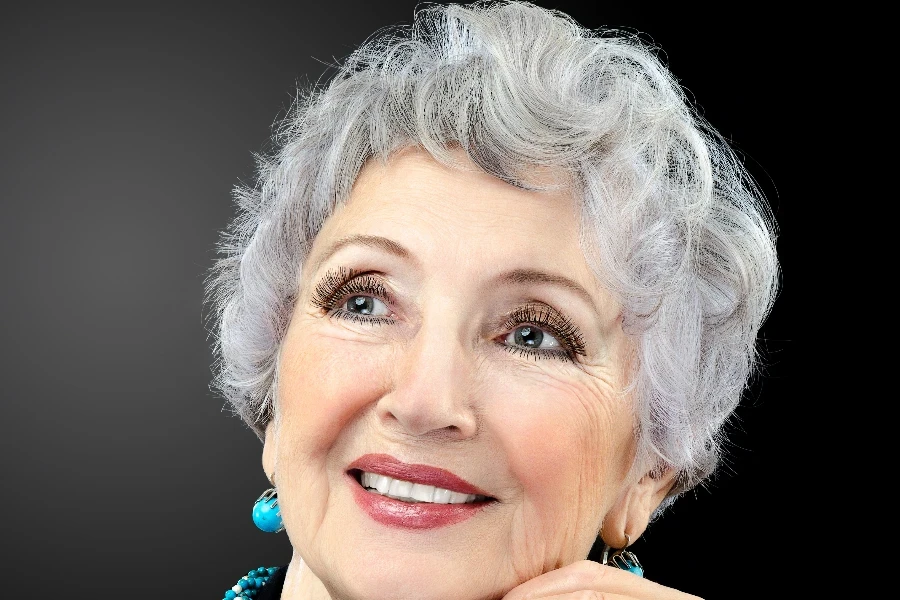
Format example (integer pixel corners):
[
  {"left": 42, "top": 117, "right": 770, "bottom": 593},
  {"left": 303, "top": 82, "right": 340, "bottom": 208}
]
[
  {"left": 348, "top": 453, "right": 491, "bottom": 496},
  {"left": 347, "top": 453, "right": 494, "bottom": 530}
]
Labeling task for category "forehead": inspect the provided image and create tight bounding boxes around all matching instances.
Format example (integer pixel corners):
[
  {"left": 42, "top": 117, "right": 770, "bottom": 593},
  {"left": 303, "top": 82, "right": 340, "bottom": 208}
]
[{"left": 317, "top": 148, "right": 585, "bottom": 262}]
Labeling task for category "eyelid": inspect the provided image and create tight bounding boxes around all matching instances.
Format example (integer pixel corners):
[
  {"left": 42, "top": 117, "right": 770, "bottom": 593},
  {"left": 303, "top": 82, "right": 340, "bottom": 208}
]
[
  {"left": 500, "top": 303, "right": 587, "bottom": 358},
  {"left": 311, "top": 268, "right": 395, "bottom": 311},
  {"left": 310, "top": 267, "right": 399, "bottom": 330}
]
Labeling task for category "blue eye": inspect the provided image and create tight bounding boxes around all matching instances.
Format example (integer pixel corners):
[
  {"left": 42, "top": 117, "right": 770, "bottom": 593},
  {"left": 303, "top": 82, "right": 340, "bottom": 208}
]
[
  {"left": 497, "top": 304, "right": 586, "bottom": 363},
  {"left": 504, "top": 325, "right": 562, "bottom": 350},
  {"left": 311, "top": 269, "right": 395, "bottom": 324},
  {"left": 344, "top": 295, "right": 390, "bottom": 317}
]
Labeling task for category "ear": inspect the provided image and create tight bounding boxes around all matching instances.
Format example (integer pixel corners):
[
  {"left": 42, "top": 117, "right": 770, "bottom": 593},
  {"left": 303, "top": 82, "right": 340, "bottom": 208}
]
[
  {"left": 600, "top": 467, "right": 678, "bottom": 548},
  {"left": 261, "top": 421, "right": 277, "bottom": 486}
]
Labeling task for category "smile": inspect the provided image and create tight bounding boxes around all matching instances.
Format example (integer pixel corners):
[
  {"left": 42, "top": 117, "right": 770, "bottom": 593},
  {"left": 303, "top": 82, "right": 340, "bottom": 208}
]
[
  {"left": 357, "top": 471, "right": 490, "bottom": 504},
  {"left": 347, "top": 454, "right": 496, "bottom": 529}
]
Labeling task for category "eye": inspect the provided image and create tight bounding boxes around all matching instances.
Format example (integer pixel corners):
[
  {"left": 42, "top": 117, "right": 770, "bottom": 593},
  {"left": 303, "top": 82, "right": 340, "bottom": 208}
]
[
  {"left": 311, "top": 268, "right": 396, "bottom": 325},
  {"left": 497, "top": 303, "right": 586, "bottom": 362},
  {"left": 503, "top": 325, "right": 563, "bottom": 350},
  {"left": 342, "top": 295, "right": 390, "bottom": 317}
]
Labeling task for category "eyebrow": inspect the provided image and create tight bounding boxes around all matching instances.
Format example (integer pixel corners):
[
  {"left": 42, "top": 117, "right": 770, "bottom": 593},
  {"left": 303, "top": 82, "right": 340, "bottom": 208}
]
[
  {"left": 310, "top": 235, "right": 596, "bottom": 308},
  {"left": 310, "top": 234, "right": 416, "bottom": 273},
  {"left": 498, "top": 268, "right": 596, "bottom": 308}
]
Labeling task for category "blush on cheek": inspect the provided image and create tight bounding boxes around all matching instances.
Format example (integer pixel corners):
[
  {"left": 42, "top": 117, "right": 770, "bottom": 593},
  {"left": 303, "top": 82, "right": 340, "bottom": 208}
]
[
  {"left": 500, "top": 403, "right": 590, "bottom": 507},
  {"left": 488, "top": 383, "right": 619, "bottom": 554},
  {"left": 279, "top": 334, "right": 392, "bottom": 454}
]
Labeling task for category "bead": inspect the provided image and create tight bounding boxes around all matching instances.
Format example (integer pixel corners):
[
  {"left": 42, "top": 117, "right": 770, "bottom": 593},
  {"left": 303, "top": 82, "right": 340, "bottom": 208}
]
[
  {"left": 252, "top": 494, "right": 283, "bottom": 533},
  {"left": 224, "top": 566, "right": 275, "bottom": 600}
]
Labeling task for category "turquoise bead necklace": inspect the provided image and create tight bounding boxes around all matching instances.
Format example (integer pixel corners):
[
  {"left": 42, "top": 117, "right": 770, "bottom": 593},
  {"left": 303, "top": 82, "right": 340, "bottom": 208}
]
[{"left": 223, "top": 566, "right": 279, "bottom": 599}]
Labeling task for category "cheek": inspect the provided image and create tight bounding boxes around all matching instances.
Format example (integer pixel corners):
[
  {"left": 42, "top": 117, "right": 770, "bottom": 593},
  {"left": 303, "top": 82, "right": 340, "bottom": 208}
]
[
  {"left": 487, "top": 371, "right": 635, "bottom": 535},
  {"left": 277, "top": 326, "right": 391, "bottom": 458},
  {"left": 273, "top": 326, "right": 393, "bottom": 549}
]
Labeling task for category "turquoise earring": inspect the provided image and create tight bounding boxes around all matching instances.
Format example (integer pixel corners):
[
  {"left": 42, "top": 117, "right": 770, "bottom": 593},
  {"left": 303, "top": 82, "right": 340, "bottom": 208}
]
[
  {"left": 252, "top": 488, "right": 284, "bottom": 533},
  {"left": 601, "top": 534, "right": 644, "bottom": 577}
]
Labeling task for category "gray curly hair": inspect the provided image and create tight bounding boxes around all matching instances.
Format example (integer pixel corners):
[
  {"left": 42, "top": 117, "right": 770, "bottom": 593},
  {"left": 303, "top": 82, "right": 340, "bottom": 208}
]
[{"left": 205, "top": 0, "right": 778, "bottom": 503}]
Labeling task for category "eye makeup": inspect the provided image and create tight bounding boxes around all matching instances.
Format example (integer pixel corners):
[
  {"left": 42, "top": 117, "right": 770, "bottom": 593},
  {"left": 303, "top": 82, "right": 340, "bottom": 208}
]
[
  {"left": 310, "top": 267, "right": 587, "bottom": 362},
  {"left": 499, "top": 303, "right": 587, "bottom": 362},
  {"left": 310, "top": 266, "right": 396, "bottom": 324}
]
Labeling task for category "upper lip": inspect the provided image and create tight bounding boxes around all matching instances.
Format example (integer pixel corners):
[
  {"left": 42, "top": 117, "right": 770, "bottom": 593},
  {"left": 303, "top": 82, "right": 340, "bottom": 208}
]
[{"left": 348, "top": 453, "right": 493, "bottom": 497}]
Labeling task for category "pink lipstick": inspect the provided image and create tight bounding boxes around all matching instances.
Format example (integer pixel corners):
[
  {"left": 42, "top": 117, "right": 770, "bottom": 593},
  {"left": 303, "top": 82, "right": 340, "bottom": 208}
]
[{"left": 347, "top": 453, "right": 494, "bottom": 529}]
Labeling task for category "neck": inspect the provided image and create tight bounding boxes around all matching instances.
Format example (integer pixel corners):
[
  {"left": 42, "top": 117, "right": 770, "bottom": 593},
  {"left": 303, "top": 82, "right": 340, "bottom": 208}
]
[{"left": 280, "top": 552, "right": 333, "bottom": 600}]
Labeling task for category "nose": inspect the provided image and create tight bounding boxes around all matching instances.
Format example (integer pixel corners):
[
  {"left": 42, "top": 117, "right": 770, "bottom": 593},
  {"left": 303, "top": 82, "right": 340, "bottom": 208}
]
[{"left": 376, "top": 312, "right": 479, "bottom": 440}]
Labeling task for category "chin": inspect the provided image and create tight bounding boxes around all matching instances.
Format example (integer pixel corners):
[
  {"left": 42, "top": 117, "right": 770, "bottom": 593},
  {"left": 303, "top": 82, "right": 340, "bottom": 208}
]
[{"left": 321, "top": 543, "right": 504, "bottom": 600}]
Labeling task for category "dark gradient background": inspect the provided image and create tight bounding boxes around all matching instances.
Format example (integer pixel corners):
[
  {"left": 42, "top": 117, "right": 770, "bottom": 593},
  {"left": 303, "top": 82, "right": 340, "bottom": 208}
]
[{"left": 1, "top": 1, "right": 805, "bottom": 597}]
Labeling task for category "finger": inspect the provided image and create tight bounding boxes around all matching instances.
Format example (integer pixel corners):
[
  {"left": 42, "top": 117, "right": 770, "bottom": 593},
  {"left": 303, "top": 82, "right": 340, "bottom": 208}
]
[
  {"left": 501, "top": 560, "right": 703, "bottom": 600},
  {"left": 537, "top": 594, "right": 635, "bottom": 600}
]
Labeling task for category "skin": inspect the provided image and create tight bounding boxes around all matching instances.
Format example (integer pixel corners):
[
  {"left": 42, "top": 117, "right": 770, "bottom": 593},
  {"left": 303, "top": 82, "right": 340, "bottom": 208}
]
[{"left": 261, "top": 147, "right": 697, "bottom": 600}]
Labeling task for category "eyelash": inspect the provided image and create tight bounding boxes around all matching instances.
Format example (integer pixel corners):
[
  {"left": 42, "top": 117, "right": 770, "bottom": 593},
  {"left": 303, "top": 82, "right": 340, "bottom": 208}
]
[
  {"left": 310, "top": 268, "right": 586, "bottom": 362},
  {"left": 499, "top": 304, "right": 586, "bottom": 362},
  {"left": 311, "top": 267, "right": 396, "bottom": 325}
]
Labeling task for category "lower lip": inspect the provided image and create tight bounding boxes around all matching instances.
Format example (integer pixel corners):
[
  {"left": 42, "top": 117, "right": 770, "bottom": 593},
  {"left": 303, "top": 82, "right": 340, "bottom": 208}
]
[{"left": 348, "top": 473, "right": 491, "bottom": 530}]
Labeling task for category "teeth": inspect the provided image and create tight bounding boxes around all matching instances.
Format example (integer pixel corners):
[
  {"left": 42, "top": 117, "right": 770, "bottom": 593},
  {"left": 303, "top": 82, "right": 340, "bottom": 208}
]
[
  {"left": 374, "top": 474, "right": 391, "bottom": 494},
  {"left": 410, "top": 483, "right": 435, "bottom": 502},
  {"left": 449, "top": 491, "right": 469, "bottom": 504},
  {"left": 358, "top": 471, "right": 486, "bottom": 504},
  {"left": 388, "top": 479, "right": 413, "bottom": 498}
]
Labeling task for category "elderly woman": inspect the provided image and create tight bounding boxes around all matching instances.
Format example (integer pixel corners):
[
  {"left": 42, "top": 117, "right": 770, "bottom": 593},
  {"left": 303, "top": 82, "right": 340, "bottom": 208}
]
[{"left": 206, "top": 2, "right": 778, "bottom": 599}]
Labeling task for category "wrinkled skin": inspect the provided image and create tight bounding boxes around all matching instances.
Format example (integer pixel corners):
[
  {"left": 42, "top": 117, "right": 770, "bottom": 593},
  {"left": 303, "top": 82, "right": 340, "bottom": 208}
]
[{"left": 261, "top": 148, "right": 695, "bottom": 600}]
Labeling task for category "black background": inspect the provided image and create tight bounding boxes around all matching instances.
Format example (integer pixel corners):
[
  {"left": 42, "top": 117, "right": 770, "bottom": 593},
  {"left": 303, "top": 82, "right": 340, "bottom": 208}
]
[{"left": 1, "top": 1, "right": 806, "bottom": 597}]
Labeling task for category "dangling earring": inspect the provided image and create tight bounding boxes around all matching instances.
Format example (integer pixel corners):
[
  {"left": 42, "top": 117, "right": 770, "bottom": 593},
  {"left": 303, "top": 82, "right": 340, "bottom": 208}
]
[
  {"left": 252, "top": 487, "right": 284, "bottom": 533},
  {"left": 601, "top": 533, "right": 643, "bottom": 577}
]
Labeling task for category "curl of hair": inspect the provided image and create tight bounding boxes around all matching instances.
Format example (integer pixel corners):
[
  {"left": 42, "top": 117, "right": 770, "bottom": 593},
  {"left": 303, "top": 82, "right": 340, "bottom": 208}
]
[{"left": 205, "top": 0, "right": 778, "bottom": 505}]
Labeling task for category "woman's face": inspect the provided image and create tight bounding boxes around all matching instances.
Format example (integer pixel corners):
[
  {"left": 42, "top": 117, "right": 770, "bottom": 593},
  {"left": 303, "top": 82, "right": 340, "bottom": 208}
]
[{"left": 266, "top": 147, "right": 653, "bottom": 600}]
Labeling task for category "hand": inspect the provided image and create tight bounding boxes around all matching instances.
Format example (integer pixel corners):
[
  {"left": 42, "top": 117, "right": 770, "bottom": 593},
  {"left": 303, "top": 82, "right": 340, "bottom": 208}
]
[{"left": 501, "top": 560, "right": 703, "bottom": 600}]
